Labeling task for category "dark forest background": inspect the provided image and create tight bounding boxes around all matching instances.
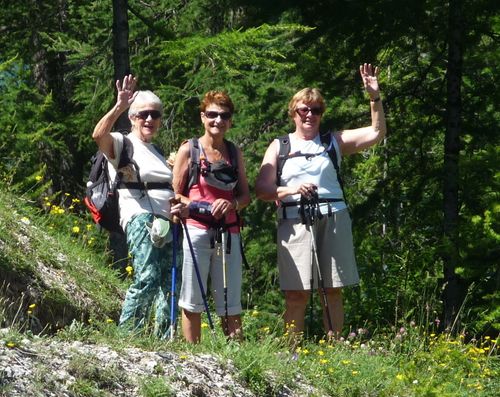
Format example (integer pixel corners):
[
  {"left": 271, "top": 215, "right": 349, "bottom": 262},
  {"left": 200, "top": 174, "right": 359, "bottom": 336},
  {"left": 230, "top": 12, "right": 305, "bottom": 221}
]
[{"left": 0, "top": 0, "right": 498, "bottom": 335}]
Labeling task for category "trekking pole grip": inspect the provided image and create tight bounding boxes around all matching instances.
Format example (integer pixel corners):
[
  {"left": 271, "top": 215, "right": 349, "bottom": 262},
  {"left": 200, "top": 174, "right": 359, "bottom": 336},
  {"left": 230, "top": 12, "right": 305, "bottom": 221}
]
[{"left": 169, "top": 196, "right": 181, "bottom": 224}]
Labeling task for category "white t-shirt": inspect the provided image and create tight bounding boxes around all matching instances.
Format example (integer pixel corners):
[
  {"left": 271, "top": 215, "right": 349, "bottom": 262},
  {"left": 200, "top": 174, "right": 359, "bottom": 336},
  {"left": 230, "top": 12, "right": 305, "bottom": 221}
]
[
  {"left": 278, "top": 132, "right": 347, "bottom": 219},
  {"left": 106, "top": 132, "right": 174, "bottom": 232}
]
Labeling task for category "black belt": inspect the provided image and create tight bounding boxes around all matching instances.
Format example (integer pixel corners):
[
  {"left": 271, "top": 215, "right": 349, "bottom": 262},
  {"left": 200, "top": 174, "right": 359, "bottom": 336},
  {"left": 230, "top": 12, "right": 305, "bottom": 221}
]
[{"left": 280, "top": 198, "right": 343, "bottom": 219}]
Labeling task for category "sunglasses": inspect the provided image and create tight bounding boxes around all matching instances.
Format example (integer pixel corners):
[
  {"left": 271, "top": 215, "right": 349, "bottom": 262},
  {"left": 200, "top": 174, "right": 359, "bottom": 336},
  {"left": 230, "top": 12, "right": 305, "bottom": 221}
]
[
  {"left": 204, "top": 111, "right": 232, "bottom": 120},
  {"left": 295, "top": 106, "right": 323, "bottom": 117},
  {"left": 136, "top": 110, "right": 162, "bottom": 120}
]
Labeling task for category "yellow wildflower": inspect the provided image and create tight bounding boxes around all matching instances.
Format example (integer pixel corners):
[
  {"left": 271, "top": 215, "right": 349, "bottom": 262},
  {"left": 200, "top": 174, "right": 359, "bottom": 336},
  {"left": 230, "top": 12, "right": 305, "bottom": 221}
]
[
  {"left": 319, "top": 359, "right": 328, "bottom": 365},
  {"left": 318, "top": 350, "right": 325, "bottom": 356},
  {"left": 201, "top": 322, "right": 209, "bottom": 329},
  {"left": 106, "top": 318, "right": 114, "bottom": 323},
  {"left": 72, "top": 226, "right": 80, "bottom": 233},
  {"left": 179, "top": 355, "right": 188, "bottom": 360},
  {"left": 35, "top": 175, "right": 43, "bottom": 181},
  {"left": 352, "top": 371, "right": 359, "bottom": 376},
  {"left": 29, "top": 303, "right": 36, "bottom": 309},
  {"left": 396, "top": 374, "right": 405, "bottom": 380},
  {"left": 6, "top": 342, "right": 15, "bottom": 348}
]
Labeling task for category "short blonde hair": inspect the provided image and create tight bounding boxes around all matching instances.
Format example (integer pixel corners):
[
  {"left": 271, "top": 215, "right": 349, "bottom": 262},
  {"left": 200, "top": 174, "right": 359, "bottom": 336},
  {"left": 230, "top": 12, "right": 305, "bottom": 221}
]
[{"left": 288, "top": 88, "right": 326, "bottom": 118}]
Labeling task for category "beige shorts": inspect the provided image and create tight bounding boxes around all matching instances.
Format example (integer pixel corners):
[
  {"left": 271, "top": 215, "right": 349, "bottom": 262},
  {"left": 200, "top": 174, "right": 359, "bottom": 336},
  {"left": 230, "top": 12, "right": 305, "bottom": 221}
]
[{"left": 277, "top": 209, "right": 359, "bottom": 290}]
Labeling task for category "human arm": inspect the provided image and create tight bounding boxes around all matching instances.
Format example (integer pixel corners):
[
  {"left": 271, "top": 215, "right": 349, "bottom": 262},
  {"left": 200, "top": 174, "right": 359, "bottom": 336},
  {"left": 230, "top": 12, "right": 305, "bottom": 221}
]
[
  {"left": 255, "top": 139, "right": 317, "bottom": 202},
  {"left": 335, "top": 63, "right": 387, "bottom": 156},
  {"left": 172, "top": 142, "right": 191, "bottom": 201},
  {"left": 92, "top": 75, "right": 138, "bottom": 158}
]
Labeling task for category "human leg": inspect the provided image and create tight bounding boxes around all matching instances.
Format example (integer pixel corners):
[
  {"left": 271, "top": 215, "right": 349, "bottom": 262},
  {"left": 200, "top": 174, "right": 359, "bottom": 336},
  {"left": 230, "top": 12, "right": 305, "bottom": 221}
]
[
  {"left": 153, "top": 242, "right": 173, "bottom": 339},
  {"left": 119, "top": 214, "right": 167, "bottom": 332},
  {"left": 181, "top": 309, "right": 201, "bottom": 343},
  {"left": 322, "top": 287, "right": 343, "bottom": 338},
  {"left": 283, "top": 290, "right": 310, "bottom": 335},
  {"left": 178, "top": 225, "right": 213, "bottom": 342}
]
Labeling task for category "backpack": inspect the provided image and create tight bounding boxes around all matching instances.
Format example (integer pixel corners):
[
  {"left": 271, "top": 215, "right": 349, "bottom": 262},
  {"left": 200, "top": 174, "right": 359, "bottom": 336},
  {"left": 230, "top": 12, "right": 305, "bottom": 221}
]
[
  {"left": 184, "top": 137, "right": 239, "bottom": 194},
  {"left": 276, "top": 132, "right": 347, "bottom": 203},
  {"left": 84, "top": 136, "right": 172, "bottom": 234},
  {"left": 84, "top": 136, "right": 136, "bottom": 234}
]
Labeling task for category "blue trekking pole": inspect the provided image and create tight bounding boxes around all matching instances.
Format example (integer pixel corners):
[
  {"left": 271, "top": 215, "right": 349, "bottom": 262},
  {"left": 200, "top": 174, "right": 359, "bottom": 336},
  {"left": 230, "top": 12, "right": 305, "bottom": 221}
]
[
  {"left": 169, "top": 222, "right": 179, "bottom": 340},
  {"left": 181, "top": 219, "right": 215, "bottom": 331}
]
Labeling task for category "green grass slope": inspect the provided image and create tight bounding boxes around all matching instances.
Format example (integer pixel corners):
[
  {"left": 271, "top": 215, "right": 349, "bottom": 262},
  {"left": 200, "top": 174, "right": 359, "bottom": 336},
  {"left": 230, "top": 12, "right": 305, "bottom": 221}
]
[{"left": 0, "top": 188, "right": 125, "bottom": 332}]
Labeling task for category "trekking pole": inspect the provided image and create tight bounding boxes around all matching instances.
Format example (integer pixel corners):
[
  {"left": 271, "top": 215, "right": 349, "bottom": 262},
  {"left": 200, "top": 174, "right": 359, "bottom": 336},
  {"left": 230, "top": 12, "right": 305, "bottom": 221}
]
[
  {"left": 220, "top": 229, "right": 229, "bottom": 335},
  {"left": 307, "top": 213, "right": 334, "bottom": 336},
  {"left": 308, "top": 233, "right": 314, "bottom": 337},
  {"left": 169, "top": 221, "right": 179, "bottom": 341},
  {"left": 181, "top": 219, "right": 215, "bottom": 331},
  {"left": 301, "top": 197, "right": 317, "bottom": 336}
]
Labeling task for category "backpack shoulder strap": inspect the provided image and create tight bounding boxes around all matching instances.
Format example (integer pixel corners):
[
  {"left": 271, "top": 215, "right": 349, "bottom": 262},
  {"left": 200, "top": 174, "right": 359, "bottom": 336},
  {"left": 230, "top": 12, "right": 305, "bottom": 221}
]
[
  {"left": 319, "top": 132, "right": 340, "bottom": 171},
  {"left": 118, "top": 135, "right": 134, "bottom": 168},
  {"left": 185, "top": 137, "right": 201, "bottom": 194},
  {"left": 276, "top": 135, "right": 291, "bottom": 186},
  {"left": 224, "top": 139, "right": 239, "bottom": 172},
  {"left": 320, "top": 131, "right": 347, "bottom": 202},
  {"left": 116, "top": 135, "right": 142, "bottom": 188}
]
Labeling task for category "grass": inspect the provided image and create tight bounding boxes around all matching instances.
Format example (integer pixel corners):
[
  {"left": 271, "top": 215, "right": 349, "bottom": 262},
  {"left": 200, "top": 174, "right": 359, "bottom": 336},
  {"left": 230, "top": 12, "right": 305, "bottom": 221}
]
[
  {"left": 1, "top": 183, "right": 499, "bottom": 396},
  {"left": 12, "top": 313, "right": 494, "bottom": 397},
  {"left": 0, "top": 186, "right": 127, "bottom": 332}
]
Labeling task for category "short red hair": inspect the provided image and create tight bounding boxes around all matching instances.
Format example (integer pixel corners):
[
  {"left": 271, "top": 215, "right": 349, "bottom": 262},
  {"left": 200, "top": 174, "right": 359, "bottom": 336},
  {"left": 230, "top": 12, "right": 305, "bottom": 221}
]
[{"left": 200, "top": 90, "right": 235, "bottom": 114}]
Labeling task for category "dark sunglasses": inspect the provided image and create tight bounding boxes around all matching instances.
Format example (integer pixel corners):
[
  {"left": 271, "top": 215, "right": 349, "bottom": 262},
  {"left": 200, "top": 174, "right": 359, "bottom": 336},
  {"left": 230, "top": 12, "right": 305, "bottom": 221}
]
[
  {"left": 295, "top": 106, "right": 323, "bottom": 117},
  {"left": 204, "top": 111, "right": 232, "bottom": 120},
  {"left": 136, "top": 110, "right": 162, "bottom": 120}
]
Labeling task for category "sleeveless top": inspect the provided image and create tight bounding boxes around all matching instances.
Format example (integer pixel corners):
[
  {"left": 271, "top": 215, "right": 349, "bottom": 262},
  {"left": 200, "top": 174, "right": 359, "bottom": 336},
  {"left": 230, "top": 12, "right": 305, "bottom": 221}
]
[
  {"left": 278, "top": 133, "right": 347, "bottom": 219},
  {"left": 186, "top": 143, "right": 239, "bottom": 233}
]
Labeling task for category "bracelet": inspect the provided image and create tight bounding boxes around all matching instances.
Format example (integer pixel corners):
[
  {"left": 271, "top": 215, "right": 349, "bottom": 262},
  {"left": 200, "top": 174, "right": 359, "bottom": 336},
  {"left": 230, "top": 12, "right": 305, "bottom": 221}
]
[
  {"left": 233, "top": 198, "right": 239, "bottom": 211},
  {"left": 370, "top": 97, "right": 381, "bottom": 102}
]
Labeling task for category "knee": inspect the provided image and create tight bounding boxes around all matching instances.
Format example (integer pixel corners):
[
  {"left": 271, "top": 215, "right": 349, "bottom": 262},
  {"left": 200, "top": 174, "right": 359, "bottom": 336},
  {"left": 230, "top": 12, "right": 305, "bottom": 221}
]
[
  {"left": 183, "top": 309, "right": 201, "bottom": 320},
  {"left": 325, "top": 288, "right": 343, "bottom": 302},
  {"left": 284, "top": 290, "right": 310, "bottom": 307}
]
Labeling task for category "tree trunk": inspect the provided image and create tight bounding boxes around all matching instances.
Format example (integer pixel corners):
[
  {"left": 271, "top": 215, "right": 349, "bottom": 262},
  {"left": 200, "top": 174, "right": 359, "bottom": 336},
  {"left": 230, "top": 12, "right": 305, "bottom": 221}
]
[
  {"left": 111, "top": 0, "right": 131, "bottom": 270},
  {"left": 442, "top": 0, "right": 464, "bottom": 331},
  {"left": 112, "top": 0, "right": 131, "bottom": 132}
]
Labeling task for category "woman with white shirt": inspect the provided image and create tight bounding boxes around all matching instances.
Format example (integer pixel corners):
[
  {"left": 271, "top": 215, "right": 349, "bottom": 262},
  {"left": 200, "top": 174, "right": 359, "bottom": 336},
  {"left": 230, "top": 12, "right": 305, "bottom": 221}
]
[
  {"left": 92, "top": 74, "right": 185, "bottom": 338},
  {"left": 255, "top": 64, "right": 386, "bottom": 339}
]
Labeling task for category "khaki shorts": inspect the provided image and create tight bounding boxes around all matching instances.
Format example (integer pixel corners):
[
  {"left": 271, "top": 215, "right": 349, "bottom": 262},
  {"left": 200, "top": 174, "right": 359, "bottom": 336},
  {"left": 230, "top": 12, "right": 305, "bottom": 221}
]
[{"left": 277, "top": 209, "right": 359, "bottom": 290}]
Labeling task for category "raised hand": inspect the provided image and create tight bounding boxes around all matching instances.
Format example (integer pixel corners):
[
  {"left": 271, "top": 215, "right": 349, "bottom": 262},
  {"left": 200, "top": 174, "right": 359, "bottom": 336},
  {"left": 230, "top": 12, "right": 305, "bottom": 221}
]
[
  {"left": 115, "top": 74, "right": 138, "bottom": 111},
  {"left": 359, "top": 63, "right": 380, "bottom": 99}
]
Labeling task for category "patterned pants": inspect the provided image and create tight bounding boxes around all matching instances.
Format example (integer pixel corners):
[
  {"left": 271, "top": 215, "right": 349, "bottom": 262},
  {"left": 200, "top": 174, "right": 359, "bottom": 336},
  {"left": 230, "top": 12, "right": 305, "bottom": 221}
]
[{"left": 118, "top": 213, "right": 180, "bottom": 338}]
